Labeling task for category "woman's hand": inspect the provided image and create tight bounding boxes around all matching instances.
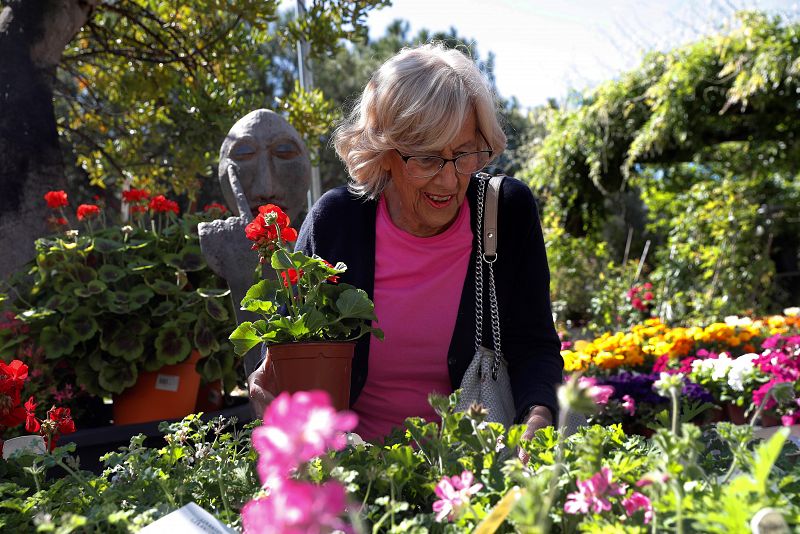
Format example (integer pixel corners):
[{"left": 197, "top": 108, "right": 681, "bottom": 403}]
[
  {"left": 518, "top": 405, "right": 553, "bottom": 464},
  {"left": 247, "top": 354, "right": 278, "bottom": 418}
]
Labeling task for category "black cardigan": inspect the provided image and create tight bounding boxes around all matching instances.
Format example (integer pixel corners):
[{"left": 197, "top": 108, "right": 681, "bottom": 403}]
[{"left": 295, "top": 176, "right": 563, "bottom": 422}]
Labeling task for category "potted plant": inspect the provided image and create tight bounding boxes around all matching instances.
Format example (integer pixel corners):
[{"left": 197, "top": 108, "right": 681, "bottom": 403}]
[
  {"left": 228, "top": 204, "right": 383, "bottom": 410},
  {"left": 0, "top": 190, "right": 240, "bottom": 425}
]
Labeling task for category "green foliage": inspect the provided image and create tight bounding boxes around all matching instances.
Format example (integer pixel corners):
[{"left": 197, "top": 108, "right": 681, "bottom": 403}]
[
  {"left": 0, "top": 211, "right": 239, "bottom": 398},
  {"left": 55, "top": 1, "right": 386, "bottom": 196}
]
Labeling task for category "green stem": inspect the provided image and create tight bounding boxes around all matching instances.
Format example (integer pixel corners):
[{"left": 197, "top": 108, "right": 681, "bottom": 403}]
[
  {"left": 538, "top": 408, "right": 569, "bottom": 533},
  {"left": 470, "top": 418, "right": 491, "bottom": 455},
  {"left": 672, "top": 484, "right": 684, "bottom": 534},
  {"left": 56, "top": 457, "right": 101, "bottom": 499},
  {"left": 670, "top": 388, "right": 680, "bottom": 437},
  {"left": 721, "top": 391, "right": 773, "bottom": 484}
]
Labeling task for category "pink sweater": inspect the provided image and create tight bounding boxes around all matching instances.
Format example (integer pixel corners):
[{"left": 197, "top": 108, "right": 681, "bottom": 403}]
[{"left": 353, "top": 196, "right": 473, "bottom": 441}]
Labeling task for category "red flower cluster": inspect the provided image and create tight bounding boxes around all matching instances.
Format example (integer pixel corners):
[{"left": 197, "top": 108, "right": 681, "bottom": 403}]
[
  {"left": 203, "top": 202, "right": 228, "bottom": 215},
  {"left": 0, "top": 311, "right": 29, "bottom": 336},
  {"left": 24, "top": 398, "right": 76, "bottom": 450},
  {"left": 322, "top": 260, "right": 340, "bottom": 284},
  {"left": 122, "top": 188, "right": 150, "bottom": 203},
  {"left": 44, "top": 190, "right": 68, "bottom": 209},
  {"left": 0, "top": 360, "right": 28, "bottom": 428},
  {"left": 76, "top": 204, "right": 101, "bottom": 221},
  {"left": 627, "top": 282, "right": 654, "bottom": 312},
  {"left": 280, "top": 268, "right": 302, "bottom": 287},
  {"left": 245, "top": 204, "right": 298, "bottom": 245},
  {"left": 149, "top": 195, "right": 180, "bottom": 214}
]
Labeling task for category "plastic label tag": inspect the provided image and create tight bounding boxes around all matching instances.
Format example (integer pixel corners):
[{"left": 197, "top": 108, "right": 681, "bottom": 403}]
[
  {"left": 155, "top": 374, "right": 180, "bottom": 392},
  {"left": 139, "top": 502, "right": 234, "bottom": 533}
]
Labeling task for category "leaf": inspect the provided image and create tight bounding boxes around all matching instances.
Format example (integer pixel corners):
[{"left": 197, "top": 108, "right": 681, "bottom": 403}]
[
  {"left": 63, "top": 309, "right": 98, "bottom": 342},
  {"left": 69, "top": 265, "right": 97, "bottom": 284},
  {"left": 194, "top": 314, "right": 219, "bottom": 357},
  {"left": 155, "top": 325, "right": 192, "bottom": 365},
  {"left": 303, "top": 309, "right": 328, "bottom": 334},
  {"left": 205, "top": 297, "right": 229, "bottom": 321},
  {"left": 92, "top": 238, "right": 125, "bottom": 253},
  {"left": 229, "top": 322, "right": 262, "bottom": 355},
  {"left": 98, "top": 361, "right": 138, "bottom": 394},
  {"left": 335, "top": 288, "right": 377, "bottom": 320},
  {"left": 752, "top": 427, "right": 789, "bottom": 490},
  {"left": 199, "top": 355, "right": 223, "bottom": 381},
  {"left": 151, "top": 300, "right": 176, "bottom": 316},
  {"left": 98, "top": 264, "right": 126, "bottom": 283},
  {"left": 271, "top": 249, "right": 295, "bottom": 270},
  {"left": 165, "top": 246, "right": 206, "bottom": 272},
  {"left": 145, "top": 277, "right": 181, "bottom": 295},
  {"left": 128, "top": 285, "right": 155, "bottom": 310},
  {"left": 39, "top": 325, "right": 79, "bottom": 359},
  {"left": 241, "top": 298, "right": 278, "bottom": 314},
  {"left": 196, "top": 287, "right": 231, "bottom": 298}
]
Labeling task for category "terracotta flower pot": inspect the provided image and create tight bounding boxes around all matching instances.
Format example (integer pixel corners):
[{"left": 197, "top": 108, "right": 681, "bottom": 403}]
[
  {"left": 113, "top": 351, "right": 203, "bottom": 425},
  {"left": 724, "top": 402, "right": 748, "bottom": 425},
  {"left": 760, "top": 412, "right": 781, "bottom": 427},
  {"left": 268, "top": 342, "right": 355, "bottom": 411}
]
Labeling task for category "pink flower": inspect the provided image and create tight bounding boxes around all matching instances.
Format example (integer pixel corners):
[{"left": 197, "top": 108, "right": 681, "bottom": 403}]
[
  {"left": 636, "top": 472, "right": 670, "bottom": 487},
  {"left": 622, "top": 491, "right": 653, "bottom": 523},
  {"left": 252, "top": 391, "right": 357, "bottom": 489},
  {"left": 241, "top": 480, "right": 347, "bottom": 534},
  {"left": 564, "top": 467, "right": 626, "bottom": 515},
  {"left": 579, "top": 377, "right": 614, "bottom": 405},
  {"left": 432, "top": 470, "right": 484, "bottom": 522},
  {"left": 622, "top": 394, "right": 636, "bottom": 416},
  {"left": 643, "top": 282, "right": 653, "bottom": 290}
]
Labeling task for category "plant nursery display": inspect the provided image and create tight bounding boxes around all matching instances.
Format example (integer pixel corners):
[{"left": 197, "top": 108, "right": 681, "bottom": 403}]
[{"left": 0, "top": 190, "right": 239, "bottom": 423}]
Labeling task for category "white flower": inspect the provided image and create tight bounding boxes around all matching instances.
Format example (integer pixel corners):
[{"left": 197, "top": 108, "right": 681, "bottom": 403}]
[
  {"left": 710, "top": 353, "right": 734, "bottom": 382},
  {"left": 784, "top": 307, "right": 800, "bottom": 317},
  {"left": 653, "top": 372, "right": 684, "bottom": 396},
  {"left": 65, "top": 229, "right": 79, "bottom": 238},
  {"left": 727, "top": 353, "right": 759, "bottom": 392}
]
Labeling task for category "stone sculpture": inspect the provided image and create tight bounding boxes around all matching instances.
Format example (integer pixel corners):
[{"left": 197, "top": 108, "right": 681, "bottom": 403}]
[{"left": 199, "top": 110, "right": 311, "bottom": 376}]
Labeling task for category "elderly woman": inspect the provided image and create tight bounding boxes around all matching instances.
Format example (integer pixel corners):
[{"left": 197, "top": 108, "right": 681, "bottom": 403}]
[{"left": 249, "top": 43, "right": 562, "bottom": 443}]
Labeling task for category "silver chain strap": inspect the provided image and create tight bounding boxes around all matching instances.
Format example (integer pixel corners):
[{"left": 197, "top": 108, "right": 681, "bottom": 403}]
[{"left": 473, "top": 173, "right": 503, "bottom": 380}]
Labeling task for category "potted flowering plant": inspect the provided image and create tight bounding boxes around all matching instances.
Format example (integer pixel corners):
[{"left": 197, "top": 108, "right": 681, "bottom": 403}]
[
  {"left": 0, "top": 190, "right": 239, "bottom": 425},
  {"left": 228, "top": 204, "right": 382, "bottom": 410}
]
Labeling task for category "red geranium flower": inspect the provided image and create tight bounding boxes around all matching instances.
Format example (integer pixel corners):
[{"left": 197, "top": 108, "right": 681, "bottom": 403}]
[
  {"left": 257, "top": 204, "right": 290, "bottom": 229},
  {"left": 149, "top": 195, "right": 180, "bottom": 214},
  {"left": 76, "top": 203, "right": 101, "bottom": 221},
  {"left": 44, "top": 190, "right": 68, "bottom": 209},
  {"left": 122, "top": 188, "right": 150, "bottom": 203},
  {"left": 49, "top": 406, "right": 76, "bottom": 435},
  {"left": 0, "top": 360, "right": 28, "bottom": 385},
  {"left": 130, "top": 205, "right": 147, "bottom": 214},
  {"left": 24, "top": 397, "right": 40, "bottom": 433},
  {"left": 643, "top": 291, "right": 654, "bottom": 301},
  {"left": 204, "top": 202, "right": 228, "bottom": 214},
  {"left": 322, "top": 260, "right": 340, "bottom": 283},
  {"left": 281, "top": 227, "right": 298, "bottom": 243},
  {"left": 280, "top": 268, "right": 302, "bottom": 287}
]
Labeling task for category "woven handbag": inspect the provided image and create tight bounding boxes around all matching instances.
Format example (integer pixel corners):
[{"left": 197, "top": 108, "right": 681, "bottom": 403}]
[{"left": 456, "top": 174, "right": 516, "bottom": 428}]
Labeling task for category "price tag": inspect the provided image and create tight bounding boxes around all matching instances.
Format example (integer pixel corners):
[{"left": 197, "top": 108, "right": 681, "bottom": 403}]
[
  {"left": 2, "top": 435, "right": 46, "bottom": 459},
  {"left": 750, "top": 507, "right": 789, "bottom": 534},
  {"left": 155, "top": 374, "right": 180, "bottom": 392},
  {"left": 139, "top": 502, "right": 235, "bottom": 534}
]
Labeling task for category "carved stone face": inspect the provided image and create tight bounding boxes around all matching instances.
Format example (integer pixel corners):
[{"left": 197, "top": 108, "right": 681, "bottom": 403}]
[{"left": 218, "top": 109, "right": 311, "bottom": 223}]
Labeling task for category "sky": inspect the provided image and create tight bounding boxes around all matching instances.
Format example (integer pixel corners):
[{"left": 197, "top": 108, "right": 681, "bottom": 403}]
[{"left": 363, "top": 0, "right": 799, "bottom": 109}]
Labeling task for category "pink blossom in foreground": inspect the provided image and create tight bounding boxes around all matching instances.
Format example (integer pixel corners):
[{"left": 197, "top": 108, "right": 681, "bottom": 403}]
[
  {"left": 252, "top": 390, "right": 357, "bottom": 489},
  {"left": 578, "top": 377, "right": 615, "bottom": 405},
  {"left": 635, "top": 472, "right": 670, "bottom": 487},
  {"left": 242, "top": 480, "right": 348, "bottom": 534},
  {"left": 622, "top": 394, "right": 636, "bottom": 416},
  {"left": 432, "top": 470, "right": 484, "bottom": 522},
  {"left": 622, "top": 491, "right": 653, "bottom": 524},
  {"left": 564, "top": 467, "right": 626, "bottom": 515}
]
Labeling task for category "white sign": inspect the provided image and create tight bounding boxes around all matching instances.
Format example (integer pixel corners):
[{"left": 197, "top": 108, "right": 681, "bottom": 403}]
[
  {"left": 2, "top": 435, "right": 46, "bottom": 459},
  {"left": 155, "top": 374, "right": 180, "bottom": 392},
  {"left": 139, "top": 502, "right": 235, "bottom": 534}
]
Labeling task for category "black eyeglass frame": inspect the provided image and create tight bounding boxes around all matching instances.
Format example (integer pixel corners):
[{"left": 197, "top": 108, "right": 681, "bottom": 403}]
[{"left": 394, "top": 130, "right": 494, "bottom": 179}]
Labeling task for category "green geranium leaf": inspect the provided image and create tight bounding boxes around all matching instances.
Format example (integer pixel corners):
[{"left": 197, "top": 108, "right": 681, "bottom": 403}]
[
  {"left": 63, "top": 309, "right": 98, "bottom": 342},
  {"left": 151, "top": 301, "right": 176, "bottom": 317},
  {"left": 103, "top": 291, "right": 133, "bottom": 314},
  {"left": 85, "top": 279, "right": 107, "bottom": 295},
  {"left": 129, "top": 285, "right": 155, "bottom": 310},
  {"left": 92, "top": 238, "right": 126, "bottom": 254},
  {"left": 88, "top": 350, "right": 105, "bottom": 371},
  {"left": 155, "top": 326, "right": 191, "bottom": 364},
  {"left": 194, "top": 315, "right": 219, "bottom": 357},
  {"left": 176, "top": 246, "right": 206, "bottom": 272},
  {"left": 146, "top": 278, "right": 181, "bottom": 295},
  {"left": 197, "top": 287, "right": 231, "bottom": 298},
  {"left": 303, "top": 309, "right": 328, "bottom": 334},
  {"left": 74, "top": 361, "right": 103, "bottom": 396},
  {"left": 205, "top": 297, "right": 229, "bottom": 322},
  {"left": 70, "top": 265, "right": 97, "bottom": 284},
  {"left": 229, "top": 322, "right": 262, "bottom": 355},
  {"left": 271, "top": 249, "right": 295, "bottom": 270},
  {"left": 336, "top": 288, "right": 378, "bottom": 320},
  {"left": 243, "top": 279, "right": 281, "bottom": 303},
  {"left": 98, "top": 264, "right": 126, "bottom": 283},
  {"left": 98, "top": 361, "right": 138, "bottom": 394},
  {"left": 45, "top": 293, "right": 78, "bottom": 313},
  {"left": 241, "top": 298, "right": 278, "bottom": 314},
  {"left": 39, "top": 325, "right": 79, "bottom": 359},
  {"left": 199, "top": 354, "right": 223, "bottom": 381},
  {"left": 127, "top": 259, "right": 157, "bottom": 271},
  {"left": 105, "top": 329, "right": 145, "bottom": 362}
]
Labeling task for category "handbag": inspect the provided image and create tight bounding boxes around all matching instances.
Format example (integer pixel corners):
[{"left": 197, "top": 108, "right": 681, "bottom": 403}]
[{"left": 456, "top": 174, "right": 516, "bottom": 428}]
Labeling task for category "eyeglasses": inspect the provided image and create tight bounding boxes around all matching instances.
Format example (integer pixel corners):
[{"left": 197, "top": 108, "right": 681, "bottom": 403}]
[{"left": 395, "top": 132, "right": 493, "bottom": 179}]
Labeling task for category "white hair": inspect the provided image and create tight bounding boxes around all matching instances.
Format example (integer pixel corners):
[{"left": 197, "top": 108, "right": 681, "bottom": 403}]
[{"left": 333, "top": 42, "right": 507, "bottom": 198}]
